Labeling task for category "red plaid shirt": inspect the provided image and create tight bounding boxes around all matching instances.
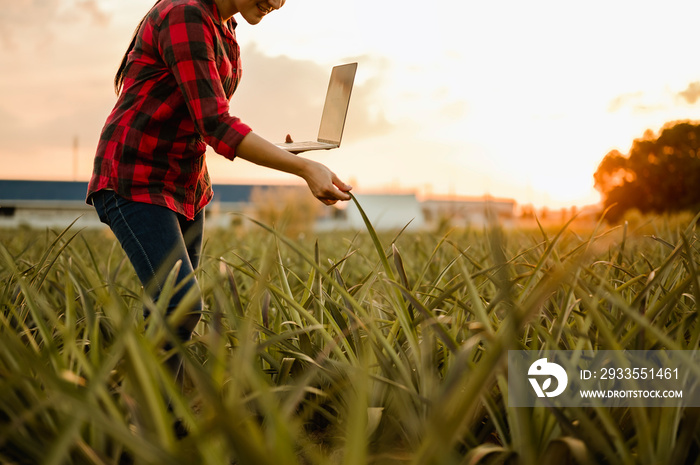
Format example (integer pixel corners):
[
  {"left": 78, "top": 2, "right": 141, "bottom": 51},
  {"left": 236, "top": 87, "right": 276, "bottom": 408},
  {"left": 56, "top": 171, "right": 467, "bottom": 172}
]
[{"left": 87, "top": 0, "right": 252, "bottom": 219}]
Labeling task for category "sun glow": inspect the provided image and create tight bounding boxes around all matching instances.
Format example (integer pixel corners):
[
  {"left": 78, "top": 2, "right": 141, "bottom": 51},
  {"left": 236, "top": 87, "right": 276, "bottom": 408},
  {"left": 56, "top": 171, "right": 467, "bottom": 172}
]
[{"left": 3, "top": 0, "right": 700, "bottom": 209}]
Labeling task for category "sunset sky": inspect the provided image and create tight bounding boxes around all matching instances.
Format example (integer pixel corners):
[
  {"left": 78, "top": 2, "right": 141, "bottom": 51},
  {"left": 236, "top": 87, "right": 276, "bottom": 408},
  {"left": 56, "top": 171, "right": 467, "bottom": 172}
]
[{"left": 3, "top": 0, "right": 700, "bottom": 208}]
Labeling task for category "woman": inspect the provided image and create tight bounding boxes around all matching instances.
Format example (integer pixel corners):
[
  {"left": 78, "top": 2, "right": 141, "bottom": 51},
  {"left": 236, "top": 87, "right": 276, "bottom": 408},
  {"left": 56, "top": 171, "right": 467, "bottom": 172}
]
[{"left": 86, "top": 0, "right": 352, "bottom": 366}]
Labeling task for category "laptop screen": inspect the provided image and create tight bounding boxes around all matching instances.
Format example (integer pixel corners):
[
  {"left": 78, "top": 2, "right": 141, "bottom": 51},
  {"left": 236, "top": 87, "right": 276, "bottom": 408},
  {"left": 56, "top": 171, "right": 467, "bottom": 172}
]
[{"left": 317, "top": 63, "right": 357, "bottom": 145}]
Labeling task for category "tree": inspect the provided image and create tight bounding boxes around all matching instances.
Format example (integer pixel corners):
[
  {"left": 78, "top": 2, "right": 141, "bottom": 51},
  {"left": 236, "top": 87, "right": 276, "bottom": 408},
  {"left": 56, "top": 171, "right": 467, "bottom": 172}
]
[{"left": 594, "top": 121, "right": 700, "bottom": 222}]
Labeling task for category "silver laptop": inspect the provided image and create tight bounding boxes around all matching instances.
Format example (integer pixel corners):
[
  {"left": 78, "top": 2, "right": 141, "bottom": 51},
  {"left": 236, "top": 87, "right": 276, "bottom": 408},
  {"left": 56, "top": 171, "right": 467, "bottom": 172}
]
[{"left": 276, "top": 62, "right": 357, "bottom": 153}]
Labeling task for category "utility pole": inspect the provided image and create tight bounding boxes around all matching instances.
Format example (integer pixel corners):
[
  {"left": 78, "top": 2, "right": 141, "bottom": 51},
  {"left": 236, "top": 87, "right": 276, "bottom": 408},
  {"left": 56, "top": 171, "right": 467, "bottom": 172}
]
[{"left": 73, "top": 135, "right": 79, "bottom": 181}]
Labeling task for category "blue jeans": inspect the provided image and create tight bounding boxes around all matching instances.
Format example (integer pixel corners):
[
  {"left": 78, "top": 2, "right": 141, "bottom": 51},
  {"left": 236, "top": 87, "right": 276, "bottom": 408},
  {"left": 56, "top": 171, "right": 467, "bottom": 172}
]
[{"left": 92, "top": 190, "right": 203, "bottom": 342}]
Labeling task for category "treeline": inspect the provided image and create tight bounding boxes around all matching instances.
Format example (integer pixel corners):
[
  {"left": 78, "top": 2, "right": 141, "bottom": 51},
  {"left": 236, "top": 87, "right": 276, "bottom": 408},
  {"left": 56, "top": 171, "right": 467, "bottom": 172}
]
[{"left": 595, "top": 121, "right": 700, "bottom": 222}]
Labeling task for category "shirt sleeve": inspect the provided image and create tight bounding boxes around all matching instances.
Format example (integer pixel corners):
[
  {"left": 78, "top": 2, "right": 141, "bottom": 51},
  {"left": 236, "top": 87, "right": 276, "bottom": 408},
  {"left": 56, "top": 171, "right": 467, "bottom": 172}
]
[{"left": 156, "top": 4, "right": 251, "bottom": 160}]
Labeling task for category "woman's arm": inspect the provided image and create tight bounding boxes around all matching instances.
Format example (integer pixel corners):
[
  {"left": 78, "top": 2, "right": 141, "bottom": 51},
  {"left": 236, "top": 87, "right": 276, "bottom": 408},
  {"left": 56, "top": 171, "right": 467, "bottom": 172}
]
[
  {"left": 155, "top": 6, "right": 351, "bottom": 205},
  {"left": 236, "top": 132, "right": 352, "bottom": 205}
]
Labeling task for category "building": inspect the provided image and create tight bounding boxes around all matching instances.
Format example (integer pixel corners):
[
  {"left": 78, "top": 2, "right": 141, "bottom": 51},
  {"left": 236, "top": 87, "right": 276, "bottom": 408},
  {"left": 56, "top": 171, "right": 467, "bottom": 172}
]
[
  {"left": 0, "top": 180, "right": 258, "bottom": 230},
  {"left": 421, "top": 195, "right": 516, "bottom": 228},
  {"left": 0, "top": 180, "right": 517, "bottom": 231},
  {"left": 319, "top": 192, "right": 426, "bottom": 231},
  {"left": 0, "top": 180, "right": 98, "bottom": 229}
]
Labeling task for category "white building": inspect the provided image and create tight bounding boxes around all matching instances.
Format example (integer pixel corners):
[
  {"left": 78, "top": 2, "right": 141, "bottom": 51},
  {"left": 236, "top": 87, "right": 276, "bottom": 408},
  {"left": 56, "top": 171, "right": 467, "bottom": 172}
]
[
  {"left": 421, "top": 195, "right": 516, "bottom": 229},
  {"left": 0, "top": 180, "right": 517, "bottom": 232},
  {"left": 0, "top": 180, "right": 258, "bottom": 230},
  {"left": 0, "top": 180, "right": 100, "bottom": 229},
  {"left": 318, "top": 192, "right": 425, "bottom": 232}
]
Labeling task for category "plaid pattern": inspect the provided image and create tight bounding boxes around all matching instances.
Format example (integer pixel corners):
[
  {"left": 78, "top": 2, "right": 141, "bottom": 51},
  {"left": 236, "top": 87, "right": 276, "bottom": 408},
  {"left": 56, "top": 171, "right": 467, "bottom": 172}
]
[{"left": 87, "top": 0, "right": 252, "bottom": 220}]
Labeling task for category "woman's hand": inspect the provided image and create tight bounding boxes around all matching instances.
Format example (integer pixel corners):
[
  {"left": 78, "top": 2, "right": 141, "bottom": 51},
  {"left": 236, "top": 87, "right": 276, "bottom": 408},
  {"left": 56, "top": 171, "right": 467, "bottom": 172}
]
[
  {"left": 284, "top": 134, "right": 352, "bottom": 205},
  {"left": 235, "top": 131, "right": 352, "bottom": 205},
  {"left": 299, "top": 159, "right": 352, "bottom": 205}
]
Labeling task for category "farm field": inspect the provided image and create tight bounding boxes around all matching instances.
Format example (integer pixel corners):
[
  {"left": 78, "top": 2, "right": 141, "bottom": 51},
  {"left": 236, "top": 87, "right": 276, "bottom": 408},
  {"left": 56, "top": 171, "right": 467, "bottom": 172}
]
[{"left": 1, "top": 201, "right": 699, "bottom": 465}]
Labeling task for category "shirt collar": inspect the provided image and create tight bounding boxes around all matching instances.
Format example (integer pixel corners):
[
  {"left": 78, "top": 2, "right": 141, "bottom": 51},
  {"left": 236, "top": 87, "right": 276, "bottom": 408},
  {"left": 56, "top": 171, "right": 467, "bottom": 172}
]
[{"left": 206, "top": 0, "right": 238, "bottom": 29}]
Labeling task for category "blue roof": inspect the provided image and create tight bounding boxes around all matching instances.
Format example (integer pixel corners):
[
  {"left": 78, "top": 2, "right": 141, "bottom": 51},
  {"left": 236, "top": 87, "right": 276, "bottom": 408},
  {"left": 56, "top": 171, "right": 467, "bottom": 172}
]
[
  {"left": 210, "top": 184, "right": 254, "bottom": 203},
  {"left": 0, "top": 180, "right": 273, "bottom": 205},
  {"left": 0, "top": 180, "right": 88, "bottom": 203}
]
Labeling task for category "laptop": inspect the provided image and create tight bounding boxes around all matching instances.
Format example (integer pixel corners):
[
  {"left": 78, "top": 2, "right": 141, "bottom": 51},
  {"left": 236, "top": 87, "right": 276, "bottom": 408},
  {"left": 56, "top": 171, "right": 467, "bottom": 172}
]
[{"left": 276, "top": 62, "right": 357, "bottom": 153}]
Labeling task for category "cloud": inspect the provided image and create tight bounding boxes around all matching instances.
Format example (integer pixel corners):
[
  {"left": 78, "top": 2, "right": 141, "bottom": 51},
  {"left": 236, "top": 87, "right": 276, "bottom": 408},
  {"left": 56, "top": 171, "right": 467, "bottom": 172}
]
[
  {"left": 0, "top": 36, "right": 395, "bottom": 180},
  {"left": 232, "top": 45, "right": 393, "bottom": 143},
  {"left": 0, "top": 106, "right": 21, "bottom": 149},
  {"left": 609, "top": 82, "right": 700, "bottom": 113},
  {"left": 0, "top": 0, "right": 110, "bottom": 50},
  {"left": 607, "top": 91, "right": 671, "bottom": 114},
  {"left": 0, "top": 0, "right": 56, "bottom": 49},
  {"left": 75, "top": 0, "right": 110, "bottom": 27},
  {"left": 608, "top": 92, "right": 644, "bottom": 112},
  {"left": 679, "top": 82, "right": 700, "bottom": 104},
  {"left": 439, "top": 100, "right": 468, "bottom": 120}
]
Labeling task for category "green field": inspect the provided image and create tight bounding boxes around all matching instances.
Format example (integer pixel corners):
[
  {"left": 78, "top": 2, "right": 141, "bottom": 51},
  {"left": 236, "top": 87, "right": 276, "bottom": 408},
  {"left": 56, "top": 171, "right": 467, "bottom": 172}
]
[{"left": 1, "top": 200, "right": 699, "bottom": 465}]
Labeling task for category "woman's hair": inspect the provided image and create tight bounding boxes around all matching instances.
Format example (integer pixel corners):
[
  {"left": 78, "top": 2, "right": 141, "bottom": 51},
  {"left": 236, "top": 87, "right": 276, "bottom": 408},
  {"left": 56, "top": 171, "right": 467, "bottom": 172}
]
[{"left": 114, "top": 0, "right": 164, "bottom": 95}]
